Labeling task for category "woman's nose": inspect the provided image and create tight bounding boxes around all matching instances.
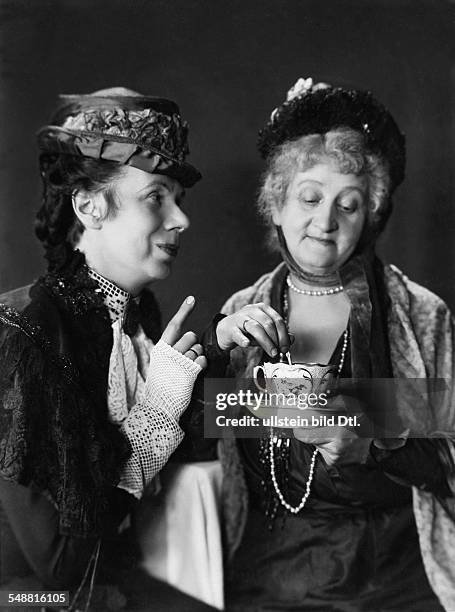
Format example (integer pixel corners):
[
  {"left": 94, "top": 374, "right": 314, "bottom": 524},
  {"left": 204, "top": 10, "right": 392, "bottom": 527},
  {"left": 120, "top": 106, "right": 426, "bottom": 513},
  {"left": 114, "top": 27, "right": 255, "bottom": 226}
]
[
  {"left": 164, "top": 202, "right": 190, "bottom": 233},
  {"left": 312, "top": 201, "right": 338, "bottom": 232}
]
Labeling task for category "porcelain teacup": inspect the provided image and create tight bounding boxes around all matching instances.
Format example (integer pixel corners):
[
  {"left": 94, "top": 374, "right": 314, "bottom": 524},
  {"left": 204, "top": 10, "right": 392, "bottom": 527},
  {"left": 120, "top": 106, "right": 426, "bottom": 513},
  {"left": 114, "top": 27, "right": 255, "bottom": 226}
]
[{"left": 252, "top": 361, "right": 337, "bottom": 397}]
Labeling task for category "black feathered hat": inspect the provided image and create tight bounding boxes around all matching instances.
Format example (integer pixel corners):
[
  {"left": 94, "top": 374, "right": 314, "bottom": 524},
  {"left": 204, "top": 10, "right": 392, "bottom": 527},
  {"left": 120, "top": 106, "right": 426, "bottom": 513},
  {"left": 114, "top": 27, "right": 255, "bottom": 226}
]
[{"left": 258, "top": 78, "right": 405, "bottom": 191}]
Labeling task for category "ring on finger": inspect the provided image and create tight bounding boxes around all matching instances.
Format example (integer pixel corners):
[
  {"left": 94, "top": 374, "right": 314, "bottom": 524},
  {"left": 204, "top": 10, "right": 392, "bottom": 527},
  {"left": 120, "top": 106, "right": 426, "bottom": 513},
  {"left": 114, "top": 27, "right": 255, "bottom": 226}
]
[
  {"left": 242, "top": 318, "right": 252, "bottom": 333},
  {"left": 187, "top": 348, "right": 199, "bottom": 359}
]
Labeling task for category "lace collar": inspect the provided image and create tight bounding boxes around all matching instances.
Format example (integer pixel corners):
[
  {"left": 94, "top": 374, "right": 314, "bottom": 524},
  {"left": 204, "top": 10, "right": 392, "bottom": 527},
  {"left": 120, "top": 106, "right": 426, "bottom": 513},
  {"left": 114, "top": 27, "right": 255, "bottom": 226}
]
[
  {"left": 41, "top": 248, "right": 162, "bottom": 342},
  {"left": 87, "top": 268, "right": 131, "bottom": 323}
]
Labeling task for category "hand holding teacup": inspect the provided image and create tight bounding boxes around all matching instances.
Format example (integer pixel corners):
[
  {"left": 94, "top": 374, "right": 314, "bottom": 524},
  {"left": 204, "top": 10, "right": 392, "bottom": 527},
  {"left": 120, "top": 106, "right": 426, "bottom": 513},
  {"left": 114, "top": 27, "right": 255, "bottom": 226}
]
[
  {"left": 292, "top": 386, "right": 373, "bottom": 465},
  {"left": 253, "top": 359, "right": 373, "bottom": 465},
  {"left": 252, "top": 359, "right": 347, "bottom": 424},
  {"left": 293, "top": 407, "right": 373, "bottom": 466}
]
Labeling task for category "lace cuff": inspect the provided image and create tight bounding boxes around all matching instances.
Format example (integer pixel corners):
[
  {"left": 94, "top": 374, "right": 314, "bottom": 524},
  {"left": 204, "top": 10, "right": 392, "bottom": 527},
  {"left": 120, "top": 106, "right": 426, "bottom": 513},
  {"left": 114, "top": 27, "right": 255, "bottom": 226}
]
[
  {"left": 118, "top": 340, "right": 202, "bottom": 498},
  {"left": 119, "top": 404, "right": 184, "bottom": 498}
]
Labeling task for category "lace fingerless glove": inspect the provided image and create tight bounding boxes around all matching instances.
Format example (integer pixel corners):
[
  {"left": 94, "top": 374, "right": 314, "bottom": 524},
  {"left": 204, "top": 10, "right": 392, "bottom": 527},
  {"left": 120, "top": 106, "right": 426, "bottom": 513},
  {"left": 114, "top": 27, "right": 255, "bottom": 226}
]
[{"left": 119, "top": 340, "right": 202, "bottom": 498}]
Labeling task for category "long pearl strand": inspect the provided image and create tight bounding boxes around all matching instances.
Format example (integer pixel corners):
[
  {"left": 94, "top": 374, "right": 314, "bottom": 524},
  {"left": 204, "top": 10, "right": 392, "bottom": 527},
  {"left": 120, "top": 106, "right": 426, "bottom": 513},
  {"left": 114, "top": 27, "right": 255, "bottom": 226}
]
[
  {"left": 269, "top": 439, "right": 318, "bottom": 514},
  {"left": 336, "top": 328, "right": 349, "bottom": 376},
  {"left": 268, "top": 287, "right": 349, "bottom": 515}
]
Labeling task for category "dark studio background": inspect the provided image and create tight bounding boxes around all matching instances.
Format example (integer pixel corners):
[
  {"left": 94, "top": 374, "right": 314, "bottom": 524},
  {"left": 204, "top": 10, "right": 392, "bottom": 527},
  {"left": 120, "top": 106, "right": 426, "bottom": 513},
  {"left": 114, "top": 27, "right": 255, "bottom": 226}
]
[{"left": 0, "top": 0, "right": 454, "bottom": 333}]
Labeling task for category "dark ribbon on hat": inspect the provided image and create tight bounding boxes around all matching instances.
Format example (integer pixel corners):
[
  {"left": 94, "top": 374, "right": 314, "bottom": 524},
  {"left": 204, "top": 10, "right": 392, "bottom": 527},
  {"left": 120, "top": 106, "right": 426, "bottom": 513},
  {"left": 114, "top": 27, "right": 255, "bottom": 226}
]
[
  {"left": 37, "top": 126, "right": 201, "bottom": 188},
  {"left": 37, "top": 90, "right": 202, "bottom": 187}
]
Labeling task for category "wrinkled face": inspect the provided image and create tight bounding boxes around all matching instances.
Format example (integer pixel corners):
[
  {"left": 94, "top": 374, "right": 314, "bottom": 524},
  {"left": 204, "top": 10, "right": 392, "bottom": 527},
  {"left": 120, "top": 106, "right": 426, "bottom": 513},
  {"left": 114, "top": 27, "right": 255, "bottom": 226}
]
[
  {"left": 93, "top": 167, "right": 189, "bottom": 290},
  {"left": 272, "top": 163, "right": 368, "bottom": 274}
]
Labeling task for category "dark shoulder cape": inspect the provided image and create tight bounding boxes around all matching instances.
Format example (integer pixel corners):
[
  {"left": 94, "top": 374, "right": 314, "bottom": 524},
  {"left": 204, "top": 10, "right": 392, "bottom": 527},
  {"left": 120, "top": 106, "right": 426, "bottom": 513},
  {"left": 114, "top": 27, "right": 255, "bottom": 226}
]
[{"left": 0, "top": 251, "right": 161, "bottom": 537}]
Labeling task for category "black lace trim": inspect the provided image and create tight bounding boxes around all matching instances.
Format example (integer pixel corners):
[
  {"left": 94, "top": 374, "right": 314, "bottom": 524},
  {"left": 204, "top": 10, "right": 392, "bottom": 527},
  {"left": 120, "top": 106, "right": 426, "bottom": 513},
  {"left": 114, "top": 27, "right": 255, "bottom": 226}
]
[
  {"left": 0, "top": 304, "right": 79, "bottom": 387},
  {"left": 0, "top": 251, "right": 135, "bottom": 537},
  {"left": 38, "top": 250, "right": 108, "bottom": 318}
]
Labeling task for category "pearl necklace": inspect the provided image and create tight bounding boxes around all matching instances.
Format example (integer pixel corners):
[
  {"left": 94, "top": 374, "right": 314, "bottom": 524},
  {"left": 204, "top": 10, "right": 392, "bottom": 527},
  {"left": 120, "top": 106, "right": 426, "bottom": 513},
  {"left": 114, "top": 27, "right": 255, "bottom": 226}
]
[
  {"left": 269, "top": 438, "right": 318, "bottom": 514},
  {"left": 268, "top": 289, "right": 349, "bottom": 515},
  {"left": 287, "top": 274, "right": 343, "bottom": 296},
  {"left": 336, "top": 328, "right": 349, "bottom": 376}
]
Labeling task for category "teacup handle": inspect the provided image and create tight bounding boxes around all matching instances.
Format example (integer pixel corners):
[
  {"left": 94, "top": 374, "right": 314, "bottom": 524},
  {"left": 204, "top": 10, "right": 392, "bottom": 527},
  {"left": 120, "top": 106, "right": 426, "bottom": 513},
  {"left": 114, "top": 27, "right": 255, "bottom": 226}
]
[{"left": 253, "top": 365, "right": 267, "bottom": 393}]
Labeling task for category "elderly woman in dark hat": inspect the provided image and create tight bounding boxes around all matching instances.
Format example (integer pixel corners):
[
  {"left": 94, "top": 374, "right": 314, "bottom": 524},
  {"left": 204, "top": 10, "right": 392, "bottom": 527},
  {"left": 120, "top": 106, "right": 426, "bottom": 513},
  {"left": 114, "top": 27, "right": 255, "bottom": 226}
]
[
  {"left": 0, "top": 88, "right": 213, "bottom": 610},
  {"left": 204, "top": 78, "right": 455, "bottom": 611}
]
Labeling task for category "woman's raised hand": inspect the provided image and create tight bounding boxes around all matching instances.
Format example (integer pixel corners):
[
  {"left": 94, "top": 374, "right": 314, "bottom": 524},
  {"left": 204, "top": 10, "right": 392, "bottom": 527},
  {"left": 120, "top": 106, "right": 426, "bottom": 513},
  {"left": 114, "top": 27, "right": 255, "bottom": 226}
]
[
  {"left": 161, "top": 296, "right": 207, "bottom": 369},
  {"left": 216, "top": 302, "right": 292, "bottom": 357}
]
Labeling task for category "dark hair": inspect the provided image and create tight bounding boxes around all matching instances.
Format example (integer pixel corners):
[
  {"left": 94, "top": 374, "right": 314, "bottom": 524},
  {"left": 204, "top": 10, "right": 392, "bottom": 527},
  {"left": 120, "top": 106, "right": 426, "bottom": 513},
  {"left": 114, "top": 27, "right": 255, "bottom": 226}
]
[{"left": 35, "top": 153, "right": 124, "bottom": 271}]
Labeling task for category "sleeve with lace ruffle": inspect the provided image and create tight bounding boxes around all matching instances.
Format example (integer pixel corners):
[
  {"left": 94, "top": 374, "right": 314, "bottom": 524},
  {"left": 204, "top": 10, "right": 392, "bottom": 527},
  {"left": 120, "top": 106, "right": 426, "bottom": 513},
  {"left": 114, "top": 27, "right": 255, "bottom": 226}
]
[{"left": 118, "top": 339, "right": 202, "bottom": 498}]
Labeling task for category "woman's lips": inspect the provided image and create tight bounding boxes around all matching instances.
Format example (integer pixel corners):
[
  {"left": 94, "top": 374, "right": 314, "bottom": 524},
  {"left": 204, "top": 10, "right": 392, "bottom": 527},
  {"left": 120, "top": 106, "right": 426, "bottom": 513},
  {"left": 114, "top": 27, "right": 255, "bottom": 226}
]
[
  {"left": 156, "top": 243, "right": 179, "bottom": 257},
  {"left": 306, "top": 236, "right": 335, "bottom": 246}
]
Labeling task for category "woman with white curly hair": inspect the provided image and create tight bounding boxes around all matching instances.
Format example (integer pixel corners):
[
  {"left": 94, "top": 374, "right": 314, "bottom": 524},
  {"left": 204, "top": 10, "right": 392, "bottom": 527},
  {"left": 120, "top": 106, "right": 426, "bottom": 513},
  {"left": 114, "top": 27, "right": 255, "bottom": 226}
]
[{"left": 203, "top": 78, "right": 455, "bottom": 611}]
